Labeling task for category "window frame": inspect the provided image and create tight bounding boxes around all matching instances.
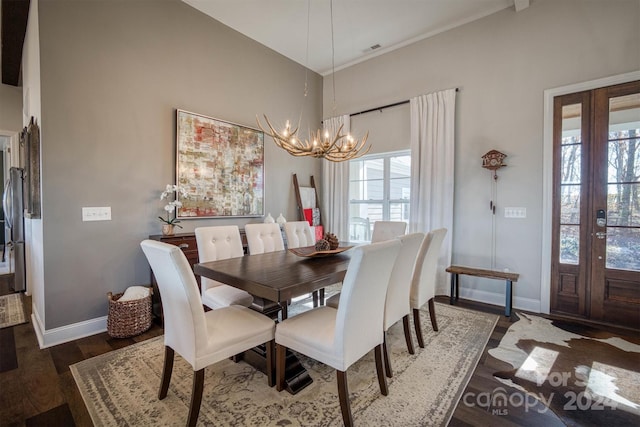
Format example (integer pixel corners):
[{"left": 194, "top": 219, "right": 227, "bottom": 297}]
[{"left": 348, "top": 149, "right": 411, "bottom": 240}]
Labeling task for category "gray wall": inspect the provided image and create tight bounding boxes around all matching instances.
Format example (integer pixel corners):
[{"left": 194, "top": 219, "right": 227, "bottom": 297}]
[
  {"left": 325, "top": 0, "right": 639, "bottom": 307},
  {"left": 36, "top": 0, "right": 323, "bottom": 329},
  {"left": 0, "top": 83, "right": 22, "bottom": 133}
]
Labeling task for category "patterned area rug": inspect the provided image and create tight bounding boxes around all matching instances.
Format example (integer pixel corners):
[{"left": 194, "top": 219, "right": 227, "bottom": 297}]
[
  {"left": 489, "top": 313, "right": 640, "bottom": 426},
  {"left": 71, "top": 303, "right": 497, "bottom": 426},
  {"left": 0, "top": 293, "right": 27, "bottom": 329}
]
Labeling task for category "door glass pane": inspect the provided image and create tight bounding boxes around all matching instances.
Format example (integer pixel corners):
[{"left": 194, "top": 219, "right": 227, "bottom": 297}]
[
  {"left": 560, "top": 225, "right": 580, "bottom": 264},
  {"left": 606, "top": 228, "right": 640, "bottom": 271},
  {"left": 561, "top": 145, "right": 581, "bottom": 183},
  {"left": 606, "top": 93, "right": 640, "bottom": 271},
  {"left": 607, "top": 183, "right": 640, "bottom": 227},
  {"left": 558, "top": 102, "right": 583, "bottom": 264},
  {"left": 560, "top": 184, "right": 581, "bottom": 224}
]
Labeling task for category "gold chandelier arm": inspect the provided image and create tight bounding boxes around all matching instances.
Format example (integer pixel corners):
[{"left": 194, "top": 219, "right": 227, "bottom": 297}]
[
  {"left": 257, "top": 115, "right": 371, "bottom": 162},
  {"left": 322, "top": 131, "right": 370, "bottom": 162},
  {"left": 256, "top": 115, "right": 301, "bottom": 148},
  {"left": 318, "top": 123, "right": 345, "bottom": 153}
]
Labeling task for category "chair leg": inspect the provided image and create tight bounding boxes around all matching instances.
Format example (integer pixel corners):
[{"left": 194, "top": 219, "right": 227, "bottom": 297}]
[
  {"left": 402, "top": 315, "right": 415, "bottom": 355},
  {"left": 428, "top": 298, "right": 439, "bottom": 332},
  {"left": 265, "top": 339, "right": 275, "bottom": 387},
  {"left": 374, "top": 344, "right": 389, "bottom": 396},
  {"left": 186, "top": 369, "right": 205, "bottom": 427},
  {"left": 337, "top": 370, "right": 354, "bottom": 427},
  {"left": 275, "top": 343, "right": 287, "bottom": 392},
  {"left": 158, "top": 346, "right": 175, "bottom": 400},
  {"left": 413, "top": 308, "right": 425, "bottom": 348},
  {"left": 382, "top": 331, "right": 393, "bottom": 378},
  {"left": 319, "top": 288, "right": 325, "bottom": 305},
  {"left": 312, "top": 290, "right": 319, "bottom": 308}
]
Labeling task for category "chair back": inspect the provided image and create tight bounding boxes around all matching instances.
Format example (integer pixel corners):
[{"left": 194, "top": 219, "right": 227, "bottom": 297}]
[
  {"left": 284, "top": 221, "right": 316, "bottom": 249},
  {"left": 140, "top": 240, "right": 206, "bottom": 366},
  {"left": 384, "top": 233, "right": 424, "bottom": 330},
  {"left": 195, "top": 225, "right": 245, "bottom": 292},
  {"left": 371, "top": 221, "right": 407, "bottom": 243},
  {"left": 334, "top": 239, "right": 400, "bottom": 369},
  {"left": 410, "top": 228, "right": 447, "bottom": 309},
  {"left": 245, "top": 223, "right": 285, "bottom": 254}
]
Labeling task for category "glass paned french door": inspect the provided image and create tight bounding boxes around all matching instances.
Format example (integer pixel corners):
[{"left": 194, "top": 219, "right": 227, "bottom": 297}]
[{"left": 551, "top": 81, "right": 640, "bottom": 329}]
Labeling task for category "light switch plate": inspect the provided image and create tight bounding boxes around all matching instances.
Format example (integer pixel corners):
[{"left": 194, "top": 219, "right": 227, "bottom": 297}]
[
  {"left": 82, "top": 207, "right": 112, "bottom": 221},
  {"left": 504, "top": 207, "right": 526, "bottom": 219}
]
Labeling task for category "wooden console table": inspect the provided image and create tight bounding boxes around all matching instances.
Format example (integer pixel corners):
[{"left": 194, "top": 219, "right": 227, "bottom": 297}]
[{"left": 446, "top": 265, "right": 520, "bottom": 317}]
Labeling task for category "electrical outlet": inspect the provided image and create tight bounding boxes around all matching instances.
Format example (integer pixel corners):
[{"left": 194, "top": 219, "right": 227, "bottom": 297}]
[
  {"left": 82, "top": 207, "right": 112, "bottom": 221},
  {"left": 504, "top": 207, "right": 526, "bottom": 218}
]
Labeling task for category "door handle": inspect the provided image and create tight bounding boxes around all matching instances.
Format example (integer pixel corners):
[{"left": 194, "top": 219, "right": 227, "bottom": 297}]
[
  {"left": 595, "top": 232, "right": 607, "bottom": 239},
  {"left": 596, "top": 209, "right": 606, "bottom": 227}
]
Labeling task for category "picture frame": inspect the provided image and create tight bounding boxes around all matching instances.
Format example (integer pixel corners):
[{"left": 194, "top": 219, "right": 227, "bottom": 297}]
[
  {"left": 19, "top": 117, "right": 41, "bottom": 219},
  {"left": 175, "top": 109, "right": 264, "bottom": 218}
]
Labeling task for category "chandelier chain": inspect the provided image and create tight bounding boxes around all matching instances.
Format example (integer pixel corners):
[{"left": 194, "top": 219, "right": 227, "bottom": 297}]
[
  {"left": 256, "top": 0, "right": 371, "bottom": 162},
  {"left": 330, "top": 0, "right": 336, "bottom": 114}
]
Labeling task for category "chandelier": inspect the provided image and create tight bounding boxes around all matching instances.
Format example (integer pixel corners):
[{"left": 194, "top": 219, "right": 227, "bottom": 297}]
[{"left": 256, "top": 0, "right": 371, "bottom": 162}]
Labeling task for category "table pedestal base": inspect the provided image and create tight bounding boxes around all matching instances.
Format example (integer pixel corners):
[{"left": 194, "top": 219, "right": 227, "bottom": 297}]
[{"left": 240, "top": 297, "right": 314, "bottom": 394}]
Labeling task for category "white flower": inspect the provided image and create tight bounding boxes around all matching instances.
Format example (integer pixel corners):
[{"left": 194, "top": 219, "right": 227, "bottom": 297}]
[{"left": 158, "top": 184, "right": 188, "bottom": 227}]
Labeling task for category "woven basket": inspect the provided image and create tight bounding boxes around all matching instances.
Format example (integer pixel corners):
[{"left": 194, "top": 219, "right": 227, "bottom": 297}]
[{"left": 107, "top": 288, "right": 153, "bottom": 338}]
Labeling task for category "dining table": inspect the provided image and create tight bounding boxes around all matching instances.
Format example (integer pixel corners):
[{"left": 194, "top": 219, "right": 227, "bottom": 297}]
[{"left": 194, "top": 245, "right": 355, "bottom": 394}]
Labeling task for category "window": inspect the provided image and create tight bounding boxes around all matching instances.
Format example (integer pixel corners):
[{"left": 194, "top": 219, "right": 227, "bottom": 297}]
[{"left": 349, "top": 150, "right": 411, "bottom": 241}]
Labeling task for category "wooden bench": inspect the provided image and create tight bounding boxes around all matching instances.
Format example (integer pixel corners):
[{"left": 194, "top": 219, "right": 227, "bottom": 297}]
[{"left": 446, "top": 265, "right": 520, "bottom": 317}]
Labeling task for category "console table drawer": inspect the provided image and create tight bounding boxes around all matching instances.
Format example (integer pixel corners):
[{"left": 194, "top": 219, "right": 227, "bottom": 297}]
[{"left": 158, "top": 236, "right": 198, "bottom": 256}]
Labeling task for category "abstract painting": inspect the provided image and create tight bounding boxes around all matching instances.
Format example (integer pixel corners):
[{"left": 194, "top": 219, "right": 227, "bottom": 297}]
[{"left": 176, "top": 110, "right": 264, "bottom": 218}]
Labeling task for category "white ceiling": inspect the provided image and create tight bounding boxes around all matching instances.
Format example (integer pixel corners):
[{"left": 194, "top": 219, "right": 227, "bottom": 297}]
[{"left": 183, "top": 0, "right": 527, "bottom": 75}]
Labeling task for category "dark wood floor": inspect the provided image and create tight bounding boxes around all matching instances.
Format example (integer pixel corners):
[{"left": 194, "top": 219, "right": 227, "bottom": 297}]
[{"left": 0, "top": 274, "right": 637, "bottom": 426}]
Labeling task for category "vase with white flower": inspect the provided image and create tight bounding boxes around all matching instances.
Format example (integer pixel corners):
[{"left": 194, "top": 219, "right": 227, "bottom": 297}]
[{"left": 158, "top": 184, "right": 188, "bottom": 236}]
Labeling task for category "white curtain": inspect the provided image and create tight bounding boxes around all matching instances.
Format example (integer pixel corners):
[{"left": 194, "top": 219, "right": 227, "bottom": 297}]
[
  {"left": 321, "top": 115, "right": 350, "bottom": 241},
  {"left": 409, "top": 88, "right": 456, "bottom": 294}
]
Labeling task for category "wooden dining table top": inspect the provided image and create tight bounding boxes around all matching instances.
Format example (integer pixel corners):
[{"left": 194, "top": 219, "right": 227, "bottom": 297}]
[{"left": 194, "top": 246, "right": 356, "bottom": 303}]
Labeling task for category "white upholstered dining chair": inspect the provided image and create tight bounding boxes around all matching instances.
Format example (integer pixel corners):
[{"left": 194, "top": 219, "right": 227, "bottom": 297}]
[
  {"left": 380, "top": 232, "right": 424, "bottom": 377},
  {"left": 410, "top": 228, "right": 447, "bottom": 348},
  {"left": 275, "top": 239, "right": 401, "bottom": 427},
  {"left": 370, "top": 220, "right": 407, "bottom": 243},
  {"left": 194, "top": 225, "right": 253, "bottom": 310},
  {"left": 244, "top": 223, "right": 285, "bottom": 255},
  {"left": 326, "top": 233, "right": 424, "bottom": 378},
  {"left": 283, "top": 220, "right": 316, "bottom": 248},
  {"left": 283, "top": 220, "right": 325, "bottom": 307},
  {"left": 325, "top": 219, "right": 409, "bottom": 309},
  {"left": 140, "top": 240, "right": 275, "bottom": 427}
]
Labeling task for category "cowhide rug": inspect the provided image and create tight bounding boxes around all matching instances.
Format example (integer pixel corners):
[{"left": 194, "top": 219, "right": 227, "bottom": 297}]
[{"left": 489, "top": 313, "right": 640, "bottom": 426}]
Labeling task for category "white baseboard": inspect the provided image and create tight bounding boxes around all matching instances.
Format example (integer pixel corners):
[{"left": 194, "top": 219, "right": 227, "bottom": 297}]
[
  {"left": 31, "top": 306, "right": 107, "bottom": 349},
  {"left": 455, "top": 287, "right": 541, "bottom": 313}
]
